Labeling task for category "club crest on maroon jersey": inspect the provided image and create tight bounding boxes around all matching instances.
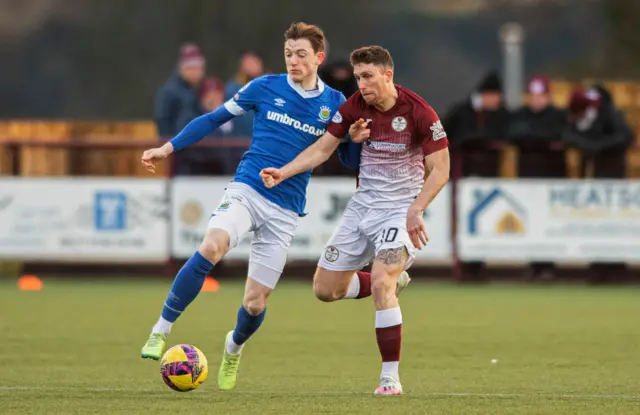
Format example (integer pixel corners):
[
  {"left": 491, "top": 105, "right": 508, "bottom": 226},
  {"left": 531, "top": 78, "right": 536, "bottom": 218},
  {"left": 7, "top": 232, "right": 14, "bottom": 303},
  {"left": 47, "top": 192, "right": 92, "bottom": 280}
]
[{"left": 391, "top": 116, "right": 407, "bottom": 132}]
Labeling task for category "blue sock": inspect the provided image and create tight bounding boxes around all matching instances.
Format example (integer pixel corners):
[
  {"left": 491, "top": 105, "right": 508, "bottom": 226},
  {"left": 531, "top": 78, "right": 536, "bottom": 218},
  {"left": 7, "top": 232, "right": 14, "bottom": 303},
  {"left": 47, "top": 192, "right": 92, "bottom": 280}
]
[
  {"left": 232, "top": 306, "right": 266, "bottom": 345},
  {"left": 161, "top": 251, "right": 214, "bottom": 322}
]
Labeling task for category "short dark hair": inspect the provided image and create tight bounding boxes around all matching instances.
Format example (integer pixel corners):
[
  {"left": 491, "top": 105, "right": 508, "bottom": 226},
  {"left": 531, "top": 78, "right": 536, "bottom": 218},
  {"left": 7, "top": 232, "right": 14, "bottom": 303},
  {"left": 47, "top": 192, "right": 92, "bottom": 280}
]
[
  {"left": 350, "top": 46, "right": 394, "bottom": 69},
  {"left": 284, "top": 22, "right": 325, "bottom": 53}
]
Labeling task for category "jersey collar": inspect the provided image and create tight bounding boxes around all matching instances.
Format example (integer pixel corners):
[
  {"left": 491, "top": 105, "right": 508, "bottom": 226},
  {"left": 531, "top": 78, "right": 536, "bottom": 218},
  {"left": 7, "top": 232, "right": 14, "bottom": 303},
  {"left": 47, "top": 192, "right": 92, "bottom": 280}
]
[{"left": 286, "top": 74, "right": 325, "bottom": 99}]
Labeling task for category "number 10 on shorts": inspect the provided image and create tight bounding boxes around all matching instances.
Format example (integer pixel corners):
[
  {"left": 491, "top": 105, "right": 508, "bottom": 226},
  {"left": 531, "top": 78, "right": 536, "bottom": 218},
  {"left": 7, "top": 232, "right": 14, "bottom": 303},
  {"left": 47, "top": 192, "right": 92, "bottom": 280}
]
[{"left": 379, "top": 228, "right": 398, "bottom": 244}]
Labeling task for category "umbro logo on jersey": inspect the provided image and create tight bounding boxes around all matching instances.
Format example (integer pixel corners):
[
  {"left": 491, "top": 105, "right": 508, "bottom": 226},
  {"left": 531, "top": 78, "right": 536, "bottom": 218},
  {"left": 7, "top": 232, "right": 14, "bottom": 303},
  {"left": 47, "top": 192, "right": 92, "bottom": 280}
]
[
  {"left": 266, "top": 111, "right": 326, "bottom": 136},
  {"left": 274, "top": 98, "right": 286, "bottom": 107}
]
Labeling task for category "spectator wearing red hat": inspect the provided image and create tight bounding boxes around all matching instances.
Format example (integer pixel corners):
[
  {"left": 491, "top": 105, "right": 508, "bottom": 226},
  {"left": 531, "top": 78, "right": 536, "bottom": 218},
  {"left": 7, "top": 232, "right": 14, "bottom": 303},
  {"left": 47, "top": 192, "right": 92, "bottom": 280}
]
[
  {"left": 154, "top": 43, "right": 206, "bottom": 140},
  {"left": 154, "top": 43, "right": 207, "bottom": 176},
  {"left": 508, "top": 75, "right": 566, "bottom": 177},
  {"left": 563, "top": 84, "right": 633, "bottom": 178},
  {"left": 563, "top": 84, "right": 634, "bottom": 283},
  {"left": 508, "top": 75, "right": 566, "bottom": 282}
]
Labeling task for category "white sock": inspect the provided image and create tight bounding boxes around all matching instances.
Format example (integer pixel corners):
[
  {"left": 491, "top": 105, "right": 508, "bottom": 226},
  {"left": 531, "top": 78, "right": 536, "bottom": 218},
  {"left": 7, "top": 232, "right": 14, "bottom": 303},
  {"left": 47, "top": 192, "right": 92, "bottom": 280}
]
[
  {"left": 343, "top": 273, "right": 360, "bottom": 299},
  {"left": 226, "top": 335, "right": 244, "bottom": 355},
  {"left": 152, "top": 316, "right": 173, "bottom": 335},
  {"left": 381, "top": 361, "right": 400, "bottom": 381}
]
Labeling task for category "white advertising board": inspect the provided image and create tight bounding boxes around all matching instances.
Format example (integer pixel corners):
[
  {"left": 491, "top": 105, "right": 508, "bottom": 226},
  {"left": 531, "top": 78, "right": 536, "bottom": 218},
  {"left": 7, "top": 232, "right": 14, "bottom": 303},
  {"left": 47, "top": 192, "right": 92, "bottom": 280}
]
[
  {"left": 0, "top": 178, "right": 169, "bottom": 261},
  {"left": 457, "top": 178, "right": 640, "bottom": 262}
]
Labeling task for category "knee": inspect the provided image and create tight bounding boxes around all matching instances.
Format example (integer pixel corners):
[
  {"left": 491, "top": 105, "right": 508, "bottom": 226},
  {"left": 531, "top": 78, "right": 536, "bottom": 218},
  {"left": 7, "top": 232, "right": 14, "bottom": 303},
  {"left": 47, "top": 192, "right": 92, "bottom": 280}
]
[
  {"left": 313, "top": 272, "right": 346, "bottom": 302},
  {"left": 198, "top": 230, "right": 229, "bottom": 263},
  {"left": 371, "top": 273, "right": 395, "bottom": 297},
  {"left": 242, "top": 295, "right": 267, "bottom": 316}
]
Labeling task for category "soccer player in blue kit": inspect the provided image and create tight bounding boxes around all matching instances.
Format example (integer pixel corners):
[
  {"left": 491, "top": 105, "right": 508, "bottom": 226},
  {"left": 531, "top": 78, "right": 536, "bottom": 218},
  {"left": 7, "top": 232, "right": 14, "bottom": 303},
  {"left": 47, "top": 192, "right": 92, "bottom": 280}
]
[{"left": 139, "top": 22, "right": 349, "bottom": 391}]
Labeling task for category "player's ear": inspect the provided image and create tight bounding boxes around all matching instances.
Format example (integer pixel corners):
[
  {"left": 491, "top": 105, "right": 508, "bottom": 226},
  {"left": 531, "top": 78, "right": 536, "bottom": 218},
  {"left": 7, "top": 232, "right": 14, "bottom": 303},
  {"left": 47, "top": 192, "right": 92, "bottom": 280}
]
[
  {"left": 385, "top": 69, "right": 393, "bottom": 82},
  {"left": 316, "top": 51, "right": 326, "bottom": 66}
]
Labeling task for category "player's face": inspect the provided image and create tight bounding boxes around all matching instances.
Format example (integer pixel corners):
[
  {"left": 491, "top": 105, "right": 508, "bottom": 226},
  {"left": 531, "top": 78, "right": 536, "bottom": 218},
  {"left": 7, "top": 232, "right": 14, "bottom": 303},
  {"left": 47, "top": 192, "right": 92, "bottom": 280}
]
[
  {"left": 284, "top": 39, "right": 324, "bottom": 82},
  {"left": 353, "top": 63, "right": 393, "bottom": 105}
]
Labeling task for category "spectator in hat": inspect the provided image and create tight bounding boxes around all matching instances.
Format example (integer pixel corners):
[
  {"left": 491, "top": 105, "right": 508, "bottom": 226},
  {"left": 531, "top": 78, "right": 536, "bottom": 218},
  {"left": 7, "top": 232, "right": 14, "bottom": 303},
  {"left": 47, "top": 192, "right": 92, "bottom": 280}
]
[
  {"left": 319, "top": 38, "right": 358, "bottom": 99},
  {"left": 443, "top": 70, "right": 511, "bottom": 177},
  {"left": 443, "top": 71, "right": 511, "bottom": 281},
  {"left": 507, "top": 75, "right": 567, "bottom": 282},
  {"left": 509, "top": 75, "right": 566, "bottom": 177},
  {"left": 154, "top": 43, "right": 206, "bottom": 138},
  {"left": 563, "top": 85, "right": 634, "bottom": 283},
  {"left": 563, "top": 85, "right": 634, "bottom": 178},
  {"left": 224, "top": 51, "right": 265, "bottom": 138}
]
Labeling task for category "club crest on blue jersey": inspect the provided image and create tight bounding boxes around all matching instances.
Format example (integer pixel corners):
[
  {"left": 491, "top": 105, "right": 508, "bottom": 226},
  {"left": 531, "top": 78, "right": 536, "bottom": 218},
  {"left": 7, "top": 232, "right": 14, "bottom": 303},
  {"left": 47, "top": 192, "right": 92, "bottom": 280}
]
[{"left": 318, "top": 106, "right": 331, "bottom": 123}]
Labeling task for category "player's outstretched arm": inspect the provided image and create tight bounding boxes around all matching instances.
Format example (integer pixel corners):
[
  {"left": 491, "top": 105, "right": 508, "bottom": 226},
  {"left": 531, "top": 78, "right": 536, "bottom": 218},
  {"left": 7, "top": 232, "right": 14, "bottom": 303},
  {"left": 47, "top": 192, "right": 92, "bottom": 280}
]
[
  {"left": 336, "top": 119, "right": 370, "bottom": 170},
  {"left": 140, "top": 107, "right": 236, "bottom": 173},
  {"left": 337, "top": 138, "right": 361, "bottom": 170},
  {"left": 406, "top": 148, "right": 450, "bottom": 248},
  {"left": 260, "top": 132, "right": 341, "bottom": 187}
]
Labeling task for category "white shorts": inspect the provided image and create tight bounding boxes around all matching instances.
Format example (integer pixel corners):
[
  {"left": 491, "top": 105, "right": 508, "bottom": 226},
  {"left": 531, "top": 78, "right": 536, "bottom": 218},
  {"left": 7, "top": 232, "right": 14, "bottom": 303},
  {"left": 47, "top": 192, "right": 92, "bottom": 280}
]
[
  {"left": 318, "top": 198, "right": 416, "bottom": 272},
  {"left": 208, "top": 182, "right": 298, "bottom": 289}
]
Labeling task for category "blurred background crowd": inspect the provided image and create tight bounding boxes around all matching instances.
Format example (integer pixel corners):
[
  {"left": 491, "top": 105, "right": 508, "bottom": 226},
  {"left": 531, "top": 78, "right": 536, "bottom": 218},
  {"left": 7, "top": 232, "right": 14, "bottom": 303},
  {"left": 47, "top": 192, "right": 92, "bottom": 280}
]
[{"left": 2, "top": 0, "right": 640, "bottom": 282}]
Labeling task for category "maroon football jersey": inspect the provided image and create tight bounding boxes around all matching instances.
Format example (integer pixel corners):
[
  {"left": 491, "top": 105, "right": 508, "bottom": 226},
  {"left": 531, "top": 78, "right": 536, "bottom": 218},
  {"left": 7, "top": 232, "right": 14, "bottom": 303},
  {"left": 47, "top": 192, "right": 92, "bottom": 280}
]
[{"left": 327, "top": 85, "right": 448, "bottom": 208}]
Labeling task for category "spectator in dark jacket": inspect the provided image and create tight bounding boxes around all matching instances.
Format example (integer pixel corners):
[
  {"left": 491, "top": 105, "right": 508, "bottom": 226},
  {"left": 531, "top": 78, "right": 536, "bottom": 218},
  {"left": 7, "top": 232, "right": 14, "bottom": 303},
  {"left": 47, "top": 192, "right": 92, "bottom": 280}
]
[
  {"left": 564, "top": 85, "right": 634, "bottom": 283},
  {"left": 154, "top": 43, "right": 206, "bottom": 138},
  {"left": 509, "top": 75, "right": 566, "bottom": 178},
  {"left": 508, "top": 76, "right": 567, "bottom": 282},
  {"left": 443, "top": 71, "right": 511, "bottom": 281},
  {"left": 443, "top": 71, "right": 511, "bottom": 178},
  {"left": 319, "top": 40, "right": 358, "bottom": 99},
  {"left": 564, "top": 86, "right": 634, "bottom": 178}
]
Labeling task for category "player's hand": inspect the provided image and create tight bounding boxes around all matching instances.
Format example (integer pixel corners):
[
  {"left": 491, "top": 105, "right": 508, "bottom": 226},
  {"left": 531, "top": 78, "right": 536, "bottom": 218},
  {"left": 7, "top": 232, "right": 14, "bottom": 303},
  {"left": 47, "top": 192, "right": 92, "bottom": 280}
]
[
  {"left": 141, "top": 145, "right": 171, "bottom": 174},
  {"left": 260, "top": 168, "right": 284, "bottom": 188},
  {"left": 348, "top": 118, "right": 371, "bottom": 143},
  {"left": 406, "top": 206, "right": 428, "bottom": 250}
]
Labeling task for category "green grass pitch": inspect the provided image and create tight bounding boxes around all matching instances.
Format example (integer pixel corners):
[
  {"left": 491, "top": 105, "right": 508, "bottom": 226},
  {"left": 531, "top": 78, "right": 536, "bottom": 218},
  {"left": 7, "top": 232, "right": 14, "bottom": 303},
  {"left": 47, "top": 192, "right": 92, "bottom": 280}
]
[{"left": 1, "top": 278, "right": 639, "bottom": 414}]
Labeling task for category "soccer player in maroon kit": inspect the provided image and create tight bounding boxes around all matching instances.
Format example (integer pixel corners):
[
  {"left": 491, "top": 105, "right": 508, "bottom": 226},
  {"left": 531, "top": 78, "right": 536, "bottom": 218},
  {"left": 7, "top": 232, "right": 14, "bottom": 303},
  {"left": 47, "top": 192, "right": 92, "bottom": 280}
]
[{"left": 260, "top": 45, "right": 450, "bottom": 395}]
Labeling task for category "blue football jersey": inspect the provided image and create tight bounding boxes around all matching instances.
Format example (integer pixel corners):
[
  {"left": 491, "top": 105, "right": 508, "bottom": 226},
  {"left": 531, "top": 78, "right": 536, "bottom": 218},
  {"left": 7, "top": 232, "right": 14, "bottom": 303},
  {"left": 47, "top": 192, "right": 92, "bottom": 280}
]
[{"left": 223, "top": 74, "right": 346, "bottom": 215}]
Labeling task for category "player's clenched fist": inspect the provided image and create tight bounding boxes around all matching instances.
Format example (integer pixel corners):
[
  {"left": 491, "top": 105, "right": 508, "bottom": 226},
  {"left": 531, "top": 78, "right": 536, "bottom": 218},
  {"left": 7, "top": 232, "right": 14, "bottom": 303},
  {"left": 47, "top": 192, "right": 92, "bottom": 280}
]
[
  {"left": 406, "top": 206, "right": 429, "bottom": 250},
  {"left": 141, "top": 144, "right": 172, "bottom": 174},
  {"left": 348, "top": 118, "right": 371, "bottom": 143},
  {"left": 260, "top": 168, "right": 284, "bottom": 188}
]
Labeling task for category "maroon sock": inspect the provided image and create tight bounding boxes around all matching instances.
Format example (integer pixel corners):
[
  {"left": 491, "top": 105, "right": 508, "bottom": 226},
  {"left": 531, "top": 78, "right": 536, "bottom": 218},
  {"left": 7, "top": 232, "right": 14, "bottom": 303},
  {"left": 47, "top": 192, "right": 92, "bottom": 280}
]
[
  {"left": 375, "top": 324, "right": 402, "bottom": 362},
  {"left": 356, "top": 271, "right": 372, "bottom": 299}
]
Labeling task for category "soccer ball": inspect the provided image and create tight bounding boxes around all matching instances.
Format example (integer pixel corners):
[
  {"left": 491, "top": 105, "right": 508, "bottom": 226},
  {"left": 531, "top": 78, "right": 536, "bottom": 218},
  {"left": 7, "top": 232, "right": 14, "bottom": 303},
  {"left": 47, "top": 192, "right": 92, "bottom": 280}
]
[{"left": 159, "top": 344, "right": 208, "bottom": 392}]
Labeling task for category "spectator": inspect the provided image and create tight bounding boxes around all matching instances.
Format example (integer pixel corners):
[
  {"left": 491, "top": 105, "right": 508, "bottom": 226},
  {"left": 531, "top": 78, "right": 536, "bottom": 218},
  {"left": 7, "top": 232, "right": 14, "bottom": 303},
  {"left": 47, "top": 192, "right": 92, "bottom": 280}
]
[
  {"left": 154, "top": 43, "right": 206, "bottom": 137},
  {"left": 508, "top": 75, "right": 567, "bottom": 282},
  {"left": 509, "top": 75, "right": 566, "bottom": 177},
  {"left": 564, "top": 85, "right": 634, "bottom": 283},
  {"left": 444, "top": 71, "right": 511, "bottom": 281},
  {"left": 319, "top": 39, "right": 358, "bottom": 99},
  {"left": 154, "top": 43, "right": 207, "bottom": 176},
  {"left": 200, "top": 77, "right": 232, "bottom": 135},
  {"left": 224, "top": 51, "right": 265, "bottom": 138},
  {"left": 509, "top": 75, "right": 567, "bottom": 178},
  {"left": 564, "top": 86, "right": 634, "bottom": 178},
  {"left": 443, "top": 71, "right": 511, "bottom": 178},
  {"left": 200, "top": 77, "right": 244, "bottom": 174}
]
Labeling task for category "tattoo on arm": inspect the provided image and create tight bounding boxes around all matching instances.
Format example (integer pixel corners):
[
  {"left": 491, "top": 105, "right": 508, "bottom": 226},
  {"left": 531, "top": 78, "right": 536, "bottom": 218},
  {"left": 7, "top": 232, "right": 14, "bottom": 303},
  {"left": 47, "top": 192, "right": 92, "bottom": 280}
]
[{"left": 375, "top": 247, "right": 408, "bottom": 265}]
